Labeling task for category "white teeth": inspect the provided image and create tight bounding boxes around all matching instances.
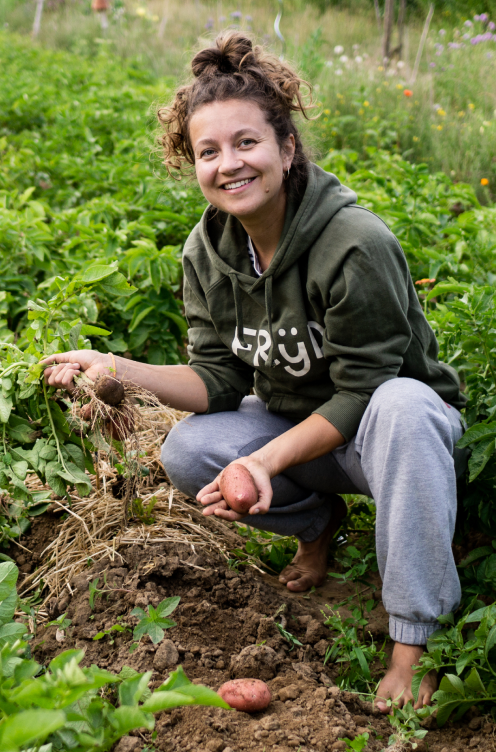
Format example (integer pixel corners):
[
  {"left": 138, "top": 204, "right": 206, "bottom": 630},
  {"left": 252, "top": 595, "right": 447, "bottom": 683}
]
[{"left": 223, "top": 178, "right": 254, "bottom": 190}]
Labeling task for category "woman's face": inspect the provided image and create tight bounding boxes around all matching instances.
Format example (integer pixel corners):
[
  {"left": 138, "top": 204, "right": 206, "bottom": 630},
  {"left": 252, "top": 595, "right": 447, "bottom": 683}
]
[{"left": 189, "top": 99, "right": 295, "bottom": 221}]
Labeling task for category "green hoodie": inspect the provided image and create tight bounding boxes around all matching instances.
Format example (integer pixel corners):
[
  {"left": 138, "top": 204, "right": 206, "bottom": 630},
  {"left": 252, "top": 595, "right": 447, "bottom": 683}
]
[{"left": 183, "top": 163, "right": 465, "bottom": 442}]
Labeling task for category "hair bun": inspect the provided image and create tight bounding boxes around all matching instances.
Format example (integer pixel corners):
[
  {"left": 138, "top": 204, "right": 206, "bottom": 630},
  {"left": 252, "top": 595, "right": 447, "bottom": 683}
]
[{"left": 192, "top": 32, "right": 255, "bottom": 78}]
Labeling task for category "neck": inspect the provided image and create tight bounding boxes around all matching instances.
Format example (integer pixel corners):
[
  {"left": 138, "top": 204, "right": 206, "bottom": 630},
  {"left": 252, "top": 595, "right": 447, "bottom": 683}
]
[{"left": 238, "top": 187, "right": 287, "bottom": 272}]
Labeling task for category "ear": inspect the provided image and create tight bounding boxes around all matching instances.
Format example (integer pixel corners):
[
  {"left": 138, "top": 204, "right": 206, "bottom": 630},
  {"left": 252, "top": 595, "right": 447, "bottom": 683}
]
[{"left": 281, "top": 133, "right": 296, "bottom": 171}]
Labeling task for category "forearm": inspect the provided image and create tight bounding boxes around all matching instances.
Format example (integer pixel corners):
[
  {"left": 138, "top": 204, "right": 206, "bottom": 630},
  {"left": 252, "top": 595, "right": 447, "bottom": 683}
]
[
  {"left": 250, "top": 413, "right": 345, "bottom": 478},
  {"left": 113, "top": 357, "right": 209, "bottom": 413}
]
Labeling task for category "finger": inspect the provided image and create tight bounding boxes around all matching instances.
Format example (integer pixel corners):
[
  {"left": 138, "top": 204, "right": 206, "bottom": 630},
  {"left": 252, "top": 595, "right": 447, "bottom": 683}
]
[
  {"left": 40, "top": 351, "right": 80, "bottom": 366},
  {"left": 196, "top": 478, "right": 220, "bottom": 502},
  {"left": 213, "top": 507, "right": 243, "bottom": 522},
  {"left": 249, "top": 478, "right": 273, "bottom": 515},
  {"left": 202, "top": 499, "right": 228, "bottom": 517},
  {"left": 199, "top": 491, "right": 223, "bottom": 506},
  {"left": 46, "top": 363, "right": 79, "bottom": 385}
]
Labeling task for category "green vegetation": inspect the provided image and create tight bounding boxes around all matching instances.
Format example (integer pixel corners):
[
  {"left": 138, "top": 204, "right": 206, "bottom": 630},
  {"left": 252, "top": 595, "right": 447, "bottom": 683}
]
[
  {"left": 2, "top": 0, "right": 496, "bottom": 737},
  {"left": 0, "top": 561, "right": 228, "bottom": 751}
]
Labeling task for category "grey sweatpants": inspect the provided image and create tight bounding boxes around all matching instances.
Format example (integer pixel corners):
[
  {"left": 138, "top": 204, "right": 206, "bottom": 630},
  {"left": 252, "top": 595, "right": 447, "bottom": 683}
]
[{"left": 161, "top": 378, "right": 467, "bottom": 645}]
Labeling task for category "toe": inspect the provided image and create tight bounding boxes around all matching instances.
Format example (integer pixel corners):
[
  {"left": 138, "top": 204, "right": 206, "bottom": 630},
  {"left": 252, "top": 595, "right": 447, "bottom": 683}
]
[{"left": 286, "top": 574, "right": 315, "bottom": 592}]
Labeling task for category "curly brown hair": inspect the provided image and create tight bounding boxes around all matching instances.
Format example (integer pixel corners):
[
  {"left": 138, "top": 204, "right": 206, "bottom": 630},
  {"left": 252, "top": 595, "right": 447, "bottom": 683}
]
[{"left": 157, "top": 31, "right": 313, "bottom": 187}]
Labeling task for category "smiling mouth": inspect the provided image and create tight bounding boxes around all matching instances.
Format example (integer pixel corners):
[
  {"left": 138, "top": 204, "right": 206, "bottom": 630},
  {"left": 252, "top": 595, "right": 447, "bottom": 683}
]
[{"left": 221, "top": 177, "right": 256, "bottom": 191}]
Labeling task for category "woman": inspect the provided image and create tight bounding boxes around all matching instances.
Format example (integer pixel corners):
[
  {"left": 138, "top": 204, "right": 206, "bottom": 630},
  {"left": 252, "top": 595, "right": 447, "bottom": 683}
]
[{"left": 44, "top": 32, "right": 467, "bottom": 712}]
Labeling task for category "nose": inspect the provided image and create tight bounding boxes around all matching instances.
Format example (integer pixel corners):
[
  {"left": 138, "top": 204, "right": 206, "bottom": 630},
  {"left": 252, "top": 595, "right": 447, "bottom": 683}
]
[{"left": 218, "top": 147, "right": 243, "bottom": 176}]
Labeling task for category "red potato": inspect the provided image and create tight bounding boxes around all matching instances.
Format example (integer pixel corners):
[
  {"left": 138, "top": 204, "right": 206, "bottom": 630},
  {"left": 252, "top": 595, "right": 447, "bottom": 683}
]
[
  {"left": 218, "top": 679, "right": 271, "bottom": 712},
  {"left": 219, "top": 463, "right": 258, "bottom": 514}
]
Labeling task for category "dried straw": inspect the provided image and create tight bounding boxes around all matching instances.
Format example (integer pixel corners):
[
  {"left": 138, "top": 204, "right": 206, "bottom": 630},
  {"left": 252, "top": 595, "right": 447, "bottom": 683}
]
[{"left": 19, "top": 407, "right": 250, "bottom": 612}]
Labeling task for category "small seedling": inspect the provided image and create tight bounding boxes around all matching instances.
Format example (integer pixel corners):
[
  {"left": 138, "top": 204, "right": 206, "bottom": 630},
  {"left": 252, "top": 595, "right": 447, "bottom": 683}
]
[
  {"left": 93, "top": 622, "right": 131, "bottom": 645},
  {"left": 387, "top": 701, "right": 432, "bottom": 748},
  {"left": 275, "top": 622, "right": 303, "bottom": 651},
  {"left": 45, "top": 612, "right": 72, "bottom": 631},
  {"left": 340, "top": 732, "right": 369, "bottom": 751},
  {"left": 132, "top": 496, "right": 158, "bottom": 525},
  {"left": 131, "top": 596, "right": 180, "bottom": 647},
  {"left": 89, "top": 574, "right": 107, "bottom": 610}
]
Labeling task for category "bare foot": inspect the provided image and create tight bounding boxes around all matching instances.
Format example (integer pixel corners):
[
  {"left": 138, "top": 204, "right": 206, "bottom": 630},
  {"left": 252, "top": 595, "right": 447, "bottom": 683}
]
[
  {"left": 375, "top": 642, "right": 437, "bottom": 713},
  {"left": 278, "top": 496, "right": 347, "bottom": 592}
]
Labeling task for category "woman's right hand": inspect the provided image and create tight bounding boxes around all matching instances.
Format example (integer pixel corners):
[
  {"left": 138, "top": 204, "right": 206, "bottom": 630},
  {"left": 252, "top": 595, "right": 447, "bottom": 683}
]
[{"left": 41, "top": 350, "right": 113, "bottom": 392}]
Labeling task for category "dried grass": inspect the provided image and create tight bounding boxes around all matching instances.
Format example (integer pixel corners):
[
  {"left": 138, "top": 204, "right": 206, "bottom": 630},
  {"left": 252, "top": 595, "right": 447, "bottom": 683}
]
[{"left": 19, "top": 407, "right": 249, "bottom": 615}]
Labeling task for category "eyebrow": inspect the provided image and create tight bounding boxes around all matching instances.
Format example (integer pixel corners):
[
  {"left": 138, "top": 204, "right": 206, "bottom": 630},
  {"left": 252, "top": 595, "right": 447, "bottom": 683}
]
[{"left": 194, "top": 128, "right": 261, "bottom": 148}]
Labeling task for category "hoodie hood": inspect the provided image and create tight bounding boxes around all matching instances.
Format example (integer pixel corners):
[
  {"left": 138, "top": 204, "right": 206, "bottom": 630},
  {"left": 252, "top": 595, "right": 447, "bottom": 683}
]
[{"left": 198, "top": 163, "right": 357, "bottom": 357}]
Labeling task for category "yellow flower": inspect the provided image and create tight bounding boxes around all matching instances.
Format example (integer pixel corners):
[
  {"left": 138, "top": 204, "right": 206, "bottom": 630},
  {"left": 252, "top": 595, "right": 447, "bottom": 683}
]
[
  {"left": 468, "top": 103, "right": 475, "bottom": 110},
  {"left": 323, "top": 109, "right": 330, "bottom": 115},
  {"left": 378, "top": 65, "right": 384, "bottom": 71},
  {"left": 415, "top": 100, "right": 419, "bottom": 105},
  {"left": 358, "top": 109, "right": 364, "bottom": 115},
  {"left": 372, "top": 115, "right": 379, "bottom": 122},
  {"left": 437, "top": 108, "right": 446, "bottom": 117},
  {"left": 363, "top": 101, "right": 370, "bottom": 107},
  {"left": 135, "top": 6, "right": 147, "bottom": 16},
  {"left": 337, "top": 93, "right": 344, "bottom": 100},
  {"left": 383, "top": 81, "right": 390, "bottom": 87},
  {"left": 331, "top": 130, "right": 337, "bottom": 136},
  {"left": 437, "top": 125, "right": 443, "bottom": 131},
  {"left": 335, "top": 110, "right": 340, "bottom": 116},
  {"left": 396, "top": 84, "right": 403, "bottom": 90},
  {"left": 481, "top": 178, "right": 489, "bottom": 186},
  {"left": 413, "top": 136, "right": 419, "bottom": 142},
  {"left": 323, "top": 117, "right": 328, "bottom": 122},
  {"left": 458, "top": 111, "right": 465, "bottom": 117},
  {"left": 376, "top": 88, "right": 382, "bottom": 93}
]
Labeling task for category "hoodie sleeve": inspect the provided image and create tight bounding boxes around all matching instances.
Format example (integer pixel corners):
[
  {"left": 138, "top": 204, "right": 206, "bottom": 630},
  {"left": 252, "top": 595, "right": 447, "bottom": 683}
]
[
  {"left": 312, "top": 222, "right": 412, "bottom": 441},
  {"left": 183, "top": 260, "right": 254, "bottom": 413}
]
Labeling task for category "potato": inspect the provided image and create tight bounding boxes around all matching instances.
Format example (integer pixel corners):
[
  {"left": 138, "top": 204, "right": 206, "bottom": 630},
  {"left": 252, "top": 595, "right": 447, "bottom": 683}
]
[
  {"left": 217, "top": 679, "right": 272, "bottom": 712},
  {"left": 219, "top": 463, "right": 258, "bottom": 514}
]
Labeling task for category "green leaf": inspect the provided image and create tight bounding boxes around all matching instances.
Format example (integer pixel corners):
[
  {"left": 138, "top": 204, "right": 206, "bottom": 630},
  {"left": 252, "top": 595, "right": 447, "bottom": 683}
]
[
  {"left": 0, "top": 395, "right": 13, "bottom": 423},
  {"left": 80, "top": 324, "right": 112, "bottom": 337},
  {"left": 0, "top": 561, "right": 18, "bottom": 600},
  {"left": 0, "top": 588, "right": 18, "bottom": 626},
  {"left": 458, "top": 546, "right": 494, "bottom": 568},
  {"left": 464, "top": 667, "right": 486, "bottom": 694},
  {"left": 118, "top": 671, "right": 153, "bottom": 706},
  {"left": 69, "top": 321, "right": 83, "bottom": 350},
  {"left": 457, "top": 421, "right": 496, "bottom": 448},
  {"left": 484, "top": 624, "right": 496, "bottom": 674},
  {"left": 80, "top": 265, "right": 118, "bottom": 283},
  {"left": 440, "top": 674, "right": 465, "bottom": 696},
  {"left": 109, "top": 706, "right": 154, "bottom": 735},
  {"left": 156, "top": 596, "right": 181, "bottom": 618},
  {"left": 141, "top": 690, "right": 195, "bottom": 712},
  {"left": 467, "top": 438, "right": 495, "bottom": 481},
  {"left": 45, "top": 461, "right": 67, "bottom": 497},
  {"left": 128, "top": 306, "right": 154, "bottom": 333},
  {"left": 353, "top": 646, "right": 371, "bottom": 681},
  {"left": 0, "top": 709, "right": 66, "bottom": 749}
]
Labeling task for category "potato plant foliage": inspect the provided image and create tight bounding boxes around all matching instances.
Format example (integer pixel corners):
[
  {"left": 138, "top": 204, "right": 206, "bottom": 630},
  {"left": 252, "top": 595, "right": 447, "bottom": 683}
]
[{"left": 0, "top": 562, "right": 228, "bottom": 752}]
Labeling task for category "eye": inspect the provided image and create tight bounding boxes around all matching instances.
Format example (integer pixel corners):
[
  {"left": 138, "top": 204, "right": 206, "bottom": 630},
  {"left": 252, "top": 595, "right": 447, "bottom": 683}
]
[
  {"left": 200, "top": 148, "right": 216, "bottom": 158},
  {"left": 240, "top": 138, "right": 256, "bottom": 147}
]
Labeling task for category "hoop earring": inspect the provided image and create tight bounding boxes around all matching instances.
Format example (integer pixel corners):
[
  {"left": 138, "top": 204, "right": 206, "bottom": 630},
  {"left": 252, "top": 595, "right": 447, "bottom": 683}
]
[{"left": 284, "top": 167, "right": 291, "bottom": 180}]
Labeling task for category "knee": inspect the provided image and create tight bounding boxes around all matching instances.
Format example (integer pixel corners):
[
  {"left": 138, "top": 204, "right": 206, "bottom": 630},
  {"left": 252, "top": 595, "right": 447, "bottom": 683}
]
[
  {"left": 161, "top": 421, "right": 205, "bottom": 497},
  {"left": 370, "top": 378, "right": 442, "bottom": 422}
]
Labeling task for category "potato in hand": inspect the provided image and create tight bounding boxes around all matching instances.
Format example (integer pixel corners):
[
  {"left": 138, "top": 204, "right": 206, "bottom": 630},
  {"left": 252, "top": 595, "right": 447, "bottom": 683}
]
[{"left": 219, "top": 463, "right": 258, "bottom": 514}]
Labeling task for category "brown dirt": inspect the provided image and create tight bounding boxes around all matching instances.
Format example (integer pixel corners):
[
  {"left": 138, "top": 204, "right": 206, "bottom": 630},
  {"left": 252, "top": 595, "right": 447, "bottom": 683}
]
[{"left": 9, "top": 516, "right": 495, "bottom": 752}]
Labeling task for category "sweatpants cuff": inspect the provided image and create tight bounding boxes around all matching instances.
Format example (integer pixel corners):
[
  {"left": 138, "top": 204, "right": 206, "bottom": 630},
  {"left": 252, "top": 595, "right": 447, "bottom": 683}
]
[{"left": 389, "top": 616, "right": 440, "bottom": 645}]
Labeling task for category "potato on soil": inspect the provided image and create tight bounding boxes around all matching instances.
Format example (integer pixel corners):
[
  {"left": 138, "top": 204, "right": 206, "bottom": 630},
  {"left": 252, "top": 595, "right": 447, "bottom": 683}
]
[
  {"left": 94, "top": 375, "right": 125, "bottom": 406},
  {"left": 219, "top": 463, "right": 258, "bottom": 514},
  {"left": 217, "top": 679, "right": 271, "bottom": 712}
]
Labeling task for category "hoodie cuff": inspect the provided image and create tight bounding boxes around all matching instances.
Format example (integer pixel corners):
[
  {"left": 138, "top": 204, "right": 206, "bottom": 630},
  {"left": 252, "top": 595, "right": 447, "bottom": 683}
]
[
  {"left": 312, "top": 392, "right": 370, "bottom": 442},
  {"left": 188, "top": 364, "right": 244, "bottom": 414}
]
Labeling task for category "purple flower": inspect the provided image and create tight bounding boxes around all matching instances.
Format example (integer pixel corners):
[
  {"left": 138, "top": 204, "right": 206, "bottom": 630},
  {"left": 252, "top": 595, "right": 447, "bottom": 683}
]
[
  {"left": 463, "top": 32, "right": 471, "bottom": 39},
  {"left": 230, "top": 11, "right": 242, "bottom": 19},
  {"left": 245, "top": 14, "right": 252, "bottom": 21},
  {"left": 489, "top": 21, "right": 496, "bottom": 30},
  {"left": 448, "top": 42, "right": 462, "bottom": 49},
  {"left": 435, "top": 42, "right": 444, "bottom": 50},
  {"left": 480, "top": 13, "right": 489, "bottom": 22},
  {"left": 429, "top": 62, "right": 436, "bottom": 67},
  {"left": 439, "top": 28, "right": 446, "bottom": 36},
  {"left": 219, "top": 15, "right": 226, "bottom": 21},
  {"left": 205, "top": 17, "right": 214, "bottom": 29},
  {"left": 470, "top": 36, "right": 480, "bottom": 44},
  {"left": 465, "top": 20, "right": 473, "bottom": 27},
  {"left": 474, "top": 14, "right": 481, "bottom": 21}
]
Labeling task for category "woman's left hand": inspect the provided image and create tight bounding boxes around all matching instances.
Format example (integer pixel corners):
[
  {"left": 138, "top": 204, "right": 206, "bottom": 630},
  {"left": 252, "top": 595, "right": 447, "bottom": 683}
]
[{"left": 197, "top": 455, "right": 273, "bottom": 521}]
